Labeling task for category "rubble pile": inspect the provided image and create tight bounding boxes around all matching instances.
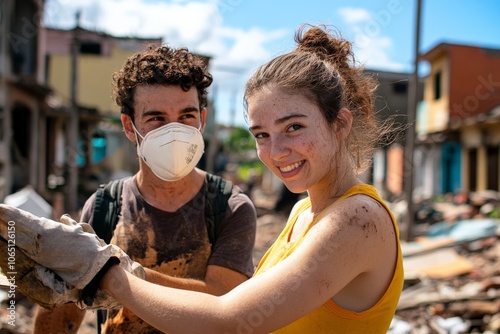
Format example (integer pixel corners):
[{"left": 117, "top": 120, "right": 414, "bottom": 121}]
[
  {"left": 392, "top": 238, "right": 500, "bottom": 333},
  {"left": 390, "top": 190, "right": 500, "bottom": 333}
]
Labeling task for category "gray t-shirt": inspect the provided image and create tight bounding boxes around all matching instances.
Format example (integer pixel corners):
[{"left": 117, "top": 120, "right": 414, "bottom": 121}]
[{"left": 80, "top": 175, "right": 257, "bottom": 333}]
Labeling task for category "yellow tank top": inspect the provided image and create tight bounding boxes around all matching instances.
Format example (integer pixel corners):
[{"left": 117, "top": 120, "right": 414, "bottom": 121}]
[{"left": 254, "top": 184, "right": 403, "bottom": 333}]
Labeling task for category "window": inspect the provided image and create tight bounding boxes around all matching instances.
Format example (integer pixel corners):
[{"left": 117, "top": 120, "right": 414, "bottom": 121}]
[
  {"left": 392, "top": 81, "right": 408, "bottom": 94},
  {"left": 434, "top": 71, "right": 442, "bottom": 100},
  {"left": 487, "top": 146, "right": 499, "bottom": 191},
  {"left": 80, "top": 41, "right": 101, "bottom": 55}
]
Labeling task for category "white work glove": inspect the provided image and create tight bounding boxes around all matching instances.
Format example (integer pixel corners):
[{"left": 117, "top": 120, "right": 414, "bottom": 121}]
[{"left": 0, "top": 204, "right": 145, "bottom": 309}]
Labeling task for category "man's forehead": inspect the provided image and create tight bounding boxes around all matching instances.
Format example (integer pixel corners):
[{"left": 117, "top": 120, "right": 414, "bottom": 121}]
[{"left": 134, "top": 85, "right": 200, "bottom": 109}]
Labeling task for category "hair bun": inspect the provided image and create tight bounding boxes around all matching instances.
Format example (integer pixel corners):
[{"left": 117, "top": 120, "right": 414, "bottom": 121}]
[{"left": 295, "top": 24, "right": 353, "bottom": 70}]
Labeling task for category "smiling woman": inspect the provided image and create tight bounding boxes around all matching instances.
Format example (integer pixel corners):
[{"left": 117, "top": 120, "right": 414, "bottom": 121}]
[{"left": 242, "top": 24, "right": 403, "bottom": 332}]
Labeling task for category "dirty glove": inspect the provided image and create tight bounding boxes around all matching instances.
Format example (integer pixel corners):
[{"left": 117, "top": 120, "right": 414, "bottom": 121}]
[
  {"left": 0, "top": 204, "right": 145, "bottom": 308},
  {"left": 0, "top": 204, "right": 117, "bottom": 289},
  {"left": 0, "top": 237, "right": 80, "bottom": 309},
  {"left": 0, "top": 237, "right": 130, "bottom": 309},
  {"left": 56, "top": 215, "right": 145, "bottom": 307}
]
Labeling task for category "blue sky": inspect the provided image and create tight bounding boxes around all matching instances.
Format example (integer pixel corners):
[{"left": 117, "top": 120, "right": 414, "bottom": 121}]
[{"left": 43, "top": 0, "right": 500, "bottom": 126}]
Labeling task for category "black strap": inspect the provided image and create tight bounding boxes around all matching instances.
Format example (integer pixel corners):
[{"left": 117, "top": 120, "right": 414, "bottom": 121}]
[
  {"left": 204, "top": 173, "right": 233, "bottom": 250},
  {"left": 91, "top": 178, "right": 127, "bottom": 334},
  {"left": 81, "top": 257, "right": 120, "bottom": 307},
  {"left": 92, "top": 178, "right": 128, "bottom": 244}
]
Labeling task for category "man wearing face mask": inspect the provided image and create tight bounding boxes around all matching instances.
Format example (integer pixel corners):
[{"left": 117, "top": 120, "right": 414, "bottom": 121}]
[{"left": 34, "top": 45, "right": 257, "bottom": 333}]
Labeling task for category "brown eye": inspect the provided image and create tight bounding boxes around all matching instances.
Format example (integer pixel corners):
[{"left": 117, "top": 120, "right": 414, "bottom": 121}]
[
  {"left": 254, "top": 132, "right": 268, "bottom": 139},
  {"left": 287, "top": 124, "right": 302, "bottom": 132}
]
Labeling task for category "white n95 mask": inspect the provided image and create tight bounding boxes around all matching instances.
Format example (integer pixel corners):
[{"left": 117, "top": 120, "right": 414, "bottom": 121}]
[{"left": 132, "top": 122, "right": 205, "bottom": 181}]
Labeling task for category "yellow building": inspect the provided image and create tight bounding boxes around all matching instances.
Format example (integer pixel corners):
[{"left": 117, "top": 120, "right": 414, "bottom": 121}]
[{"left": 40, "top": 27, "right": 162, "bottom": 115}]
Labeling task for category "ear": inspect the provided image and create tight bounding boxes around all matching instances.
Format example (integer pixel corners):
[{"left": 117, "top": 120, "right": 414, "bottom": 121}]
[
  {"left": 199, "top": 108, "right": 208, "bottom": 133},
  {"left": 336, "top": 108, "right": 353, "bottom": 140},
  {"left": 121, "top": 114, "right": 137, "bottom": 143}
]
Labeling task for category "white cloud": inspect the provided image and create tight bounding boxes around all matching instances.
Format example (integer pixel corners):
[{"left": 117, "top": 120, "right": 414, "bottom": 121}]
[
  {"left": 354, "top": 36, "right": 404, "bottom": 71},
  {"left": 222, "top": 27, "right": 287, "bottom": 63},
  {"left": 91, "top": 0, "right": 221, "bottom": 48},
  {"left": 338, "top": 6, "right": 405, "bottom": 71},
  {"left": 43, "top": 0, "right": 285, "bottom": 76},
  {"left": 46, "top": 1, "right": 270, "bottom": 55},
  {"left": 338, "top": 7, "right": 372, "bottom": 24}
]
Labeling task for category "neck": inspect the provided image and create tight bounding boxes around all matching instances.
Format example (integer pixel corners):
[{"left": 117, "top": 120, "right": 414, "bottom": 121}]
[
  {"left": 135, "top": 167, "right": 205, "bottom": 211},
  {"left": 307, "top": 169, "right": 361, "bottom": 215}
]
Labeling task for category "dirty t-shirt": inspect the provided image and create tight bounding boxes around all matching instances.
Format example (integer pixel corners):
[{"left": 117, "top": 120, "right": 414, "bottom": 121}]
[{"left": 80, "top": 176, "right": 257, "bottom": 333}]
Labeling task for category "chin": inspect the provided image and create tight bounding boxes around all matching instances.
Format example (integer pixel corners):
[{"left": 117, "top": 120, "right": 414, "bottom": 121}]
[{"left": 282, "top": 183, "right": 306, "bottom": 194}]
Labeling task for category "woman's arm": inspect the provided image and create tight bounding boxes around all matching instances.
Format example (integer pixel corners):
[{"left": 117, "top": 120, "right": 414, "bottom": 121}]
[
  {"left": 103, "top": 256, "right": 326, "bottom": 334},
  {"left": 101, "top": 195, "right": 396, "bottom": 333}
]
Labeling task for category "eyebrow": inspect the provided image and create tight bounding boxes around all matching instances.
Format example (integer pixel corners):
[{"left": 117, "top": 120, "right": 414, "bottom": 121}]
[
  {"left": 142, "top": 106, "right": 200, "bottom": 117},
  {"left": 249, "top": 113, "right": 307, "bottom": 132}
]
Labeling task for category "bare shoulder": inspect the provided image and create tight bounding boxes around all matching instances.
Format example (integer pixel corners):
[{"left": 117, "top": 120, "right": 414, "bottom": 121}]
[
  {"left": 329, "top": 193, "right": 397, "bottom": 267},
  {"left": 309, "top": 193, "right": 396, "bottom": 262},
  {"left": 332, "top": 193, "right": 393, "bottom": 235}
]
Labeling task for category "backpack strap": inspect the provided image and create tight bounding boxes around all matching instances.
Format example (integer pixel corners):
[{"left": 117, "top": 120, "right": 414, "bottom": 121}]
[
  {"left": 204, "top": 173, "right": 233, "bottom": 250},
  {"left": 91, "top": 177, "right": 127, "bottom": 334},
  {"left": 92, "top": 177, "right": 127, "bottom": 244}
]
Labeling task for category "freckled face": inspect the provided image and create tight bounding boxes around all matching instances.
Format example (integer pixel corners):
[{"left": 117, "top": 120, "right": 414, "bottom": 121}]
[{"left": 248, "top": 87, "right": 338, "bottom": 194}]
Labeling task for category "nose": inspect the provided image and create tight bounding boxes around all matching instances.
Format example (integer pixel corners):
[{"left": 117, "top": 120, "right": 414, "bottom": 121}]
[{"left": 269, "top": 135, "right": 290, "bottom": 161}]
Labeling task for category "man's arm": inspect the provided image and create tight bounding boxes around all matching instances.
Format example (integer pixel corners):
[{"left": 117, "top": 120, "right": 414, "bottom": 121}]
[
  {"left": 145, "top": 186, "right": 257, "bottom": 296},
  {"left": 32, "top": 264, "right": 245, "bottom": 333},
  {"left": 145, "top": 264, "right": 248, "bottom": 296},
  {"left": 34, "top": 303, "right": 86, "bottom": 334}
]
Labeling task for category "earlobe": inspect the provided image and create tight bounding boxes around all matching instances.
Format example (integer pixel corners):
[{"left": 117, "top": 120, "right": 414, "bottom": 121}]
[{"left": 121, "top": 114, "right": 137, "bottom": 142}]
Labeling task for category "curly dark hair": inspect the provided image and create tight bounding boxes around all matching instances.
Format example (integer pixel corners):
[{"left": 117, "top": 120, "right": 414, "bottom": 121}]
[{"left": 112, "top": 45, "right": 213, "bottom": 120}]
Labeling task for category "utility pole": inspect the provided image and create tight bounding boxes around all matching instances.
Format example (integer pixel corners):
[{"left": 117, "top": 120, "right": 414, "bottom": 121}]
[
  {"left": 402, "top": 0, "right": 422, "bottom": 241},
  {"left": 0, "top": 0, "right": 13, "bottom": 201},
  {"left": 67, "top": 11, "right": 80, "bottom": 214}
]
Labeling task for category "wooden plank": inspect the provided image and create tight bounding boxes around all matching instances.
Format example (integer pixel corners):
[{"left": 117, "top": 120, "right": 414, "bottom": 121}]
[
  {"left": 403, "top": 248, "right": 474, "bottom": 279},
  {"left": 402, "top": 236, "right": 457, "bottom": 257}
]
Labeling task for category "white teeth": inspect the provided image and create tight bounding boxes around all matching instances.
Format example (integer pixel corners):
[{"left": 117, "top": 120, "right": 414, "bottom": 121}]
[{"left": 280, "top": 161, "right": 303, "bottom": 172}]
